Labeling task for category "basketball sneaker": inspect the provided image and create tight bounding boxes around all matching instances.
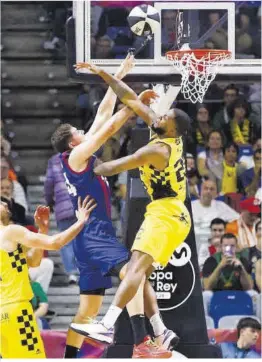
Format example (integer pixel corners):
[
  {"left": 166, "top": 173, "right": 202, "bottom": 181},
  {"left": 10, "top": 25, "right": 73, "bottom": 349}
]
[
  {"left": 133, "top": 336, "right": 172, "bottom": 358},
  {"left": 155, "top": 329, "right": 180, "bottom": 351},
  {"left": 70, "top": 320, "right": 113, "bottom": 344}
]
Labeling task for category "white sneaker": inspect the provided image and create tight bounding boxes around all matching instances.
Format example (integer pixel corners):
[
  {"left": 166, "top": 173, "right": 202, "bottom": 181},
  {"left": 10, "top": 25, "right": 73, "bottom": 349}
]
[
  {"left": 70, "top": 321, "right": 113, "bottom": 344},
  {"left": 155, "top": 329, "right": 180, "bottom": 351}
]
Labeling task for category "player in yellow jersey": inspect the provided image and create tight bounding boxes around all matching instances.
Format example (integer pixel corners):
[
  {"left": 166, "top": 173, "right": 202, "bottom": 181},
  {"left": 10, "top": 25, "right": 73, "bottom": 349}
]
[
  {"left": 0, "top": 196, "right": 96, "bottom": 358},
  {"left": 70, "top": 62, "right": 192, "bottom": 348}
]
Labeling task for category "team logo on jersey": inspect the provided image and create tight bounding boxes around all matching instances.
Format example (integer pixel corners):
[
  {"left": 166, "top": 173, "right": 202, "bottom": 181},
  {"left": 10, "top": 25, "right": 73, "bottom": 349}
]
[{"left": 149, "top": 242, "right": 195, "bottom": 311}]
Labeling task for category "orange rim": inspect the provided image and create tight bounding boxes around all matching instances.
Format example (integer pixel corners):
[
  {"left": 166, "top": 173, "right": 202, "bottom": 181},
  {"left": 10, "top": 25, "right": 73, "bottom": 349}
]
[{"left": 166, "top": 49, "right": 231, "bottom": 60}]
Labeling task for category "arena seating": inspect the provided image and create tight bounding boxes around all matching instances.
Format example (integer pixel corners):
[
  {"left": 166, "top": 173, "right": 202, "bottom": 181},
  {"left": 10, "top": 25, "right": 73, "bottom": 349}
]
[
  {"left": 218, "top": 315, "right": 260, "bottom": 329},
  {"left": 209, "top": 291, "right": 254, "bottom": 328}
]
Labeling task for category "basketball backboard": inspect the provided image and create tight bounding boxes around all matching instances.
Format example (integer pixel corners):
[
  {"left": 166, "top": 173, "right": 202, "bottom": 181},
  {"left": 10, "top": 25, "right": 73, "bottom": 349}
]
[{"left": 66, "top": 1, "right": 261, "bottom": 84}]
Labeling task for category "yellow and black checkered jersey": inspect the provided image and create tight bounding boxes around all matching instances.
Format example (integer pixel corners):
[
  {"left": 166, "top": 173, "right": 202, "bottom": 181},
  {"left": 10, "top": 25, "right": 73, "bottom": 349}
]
[
  {"left": 139, "top": 136, "right": 186, "bottom": 202},
  {"left": 0, "top": 226, "right": 33, "bottom": 306}
]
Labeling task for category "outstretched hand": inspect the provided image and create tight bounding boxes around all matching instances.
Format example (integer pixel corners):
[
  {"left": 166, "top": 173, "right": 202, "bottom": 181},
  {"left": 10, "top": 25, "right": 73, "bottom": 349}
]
[
  {"left": 138, "top": 89, "right": 159, "bottom": 105},
  {"left": 75, "top": 54, "right": 135, "bottom": 79},
  {"left": 34, "top": 206, "right": 50, "bottom": 234},
  {"left": 74, "top": 62, "right": 101, "bottom": 75},
  {"left": 76, "top": 195, "right": 97, "bottom": 223},
  {"left": 115, "top": 53, "right": 135, "bottom": 79}
]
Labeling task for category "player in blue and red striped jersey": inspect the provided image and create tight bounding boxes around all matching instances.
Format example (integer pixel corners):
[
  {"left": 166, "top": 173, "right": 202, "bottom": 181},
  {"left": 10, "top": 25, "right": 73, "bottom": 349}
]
[{"left": 51, "top": 55, "right": 178, "bottom": 359}]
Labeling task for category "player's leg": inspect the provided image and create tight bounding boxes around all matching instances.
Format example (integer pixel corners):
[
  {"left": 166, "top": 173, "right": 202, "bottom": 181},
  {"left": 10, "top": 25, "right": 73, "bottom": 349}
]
[
  {"left": 70, "top": 243, "right": 172, "bottom": 357},
  {"left": 118, "top": 262, "right": 148, "bottom": 346},
  {"left": 100, "top": 200, "right": 191, "bottom": 341},
  {"left": 65, "top": 293, "right": 104, "bottom": 358},
  {"left": 107, "top": 253, "right": 171, "bottom": 358},
  {"left": 64, "top": 267, "right": 112, "bottom": 357},
  {"left": 143, "top": 279, "right": 180, "bottom": 349},
  {"left": 109, "top": 250, "right": 153, "bottom": 310},
  {"left": 0, "top": 301, "right": 46, "bottom": 358},
  {"left": 120, "top": 263, "right": 178, "bottom": 350}
]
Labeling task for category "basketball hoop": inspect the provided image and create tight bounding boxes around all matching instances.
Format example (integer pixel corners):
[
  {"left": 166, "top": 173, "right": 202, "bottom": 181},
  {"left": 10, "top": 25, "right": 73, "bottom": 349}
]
[{"left": 166, "top": 49, "right": 231, "bottom": 104}]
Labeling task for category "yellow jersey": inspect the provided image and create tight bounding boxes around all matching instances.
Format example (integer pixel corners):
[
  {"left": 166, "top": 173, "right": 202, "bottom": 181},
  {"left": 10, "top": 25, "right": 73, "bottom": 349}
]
[
  {"left": 221, "top": 161, "right": 237, "bottom": 194},
  {"left": 139, "top": 136, "right": 186, "bottom": 202},
  {"left": 0, "top": 226, "right": 33, "bottom": 306}
]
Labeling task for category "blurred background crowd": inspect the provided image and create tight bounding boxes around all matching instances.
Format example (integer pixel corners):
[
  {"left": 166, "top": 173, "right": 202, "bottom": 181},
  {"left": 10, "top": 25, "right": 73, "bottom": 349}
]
[{"left": 1, "top": 1, "right": 261, "bottom": 354}]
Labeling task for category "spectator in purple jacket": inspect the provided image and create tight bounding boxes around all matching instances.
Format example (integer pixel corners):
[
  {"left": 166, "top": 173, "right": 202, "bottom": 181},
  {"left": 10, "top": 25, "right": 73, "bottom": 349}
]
[{"left": 44, "top": 154, "right": 78, "bottom": 285}]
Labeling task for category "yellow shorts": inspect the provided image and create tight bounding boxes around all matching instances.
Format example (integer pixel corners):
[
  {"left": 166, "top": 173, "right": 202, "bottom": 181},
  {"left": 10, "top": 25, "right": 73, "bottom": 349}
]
[
  {"left": 0, "top": 301, "right": 46, "bottom": 358},
  {"left": 132, "top": 198, "right": 191, "bottom": 267}
]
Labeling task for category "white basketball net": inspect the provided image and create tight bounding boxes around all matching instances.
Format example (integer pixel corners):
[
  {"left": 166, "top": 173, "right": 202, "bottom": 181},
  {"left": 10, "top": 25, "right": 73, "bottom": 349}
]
[{"left": 166, "top": 50, "right": 231, "bottom": 104}]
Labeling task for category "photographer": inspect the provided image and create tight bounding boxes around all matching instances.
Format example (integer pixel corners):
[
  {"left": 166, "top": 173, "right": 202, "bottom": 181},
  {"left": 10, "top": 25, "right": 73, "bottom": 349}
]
[
  {"left": 202, "top": 233, "right": 253, "bottom": 314},
  {"left": 203, "top": 233, "right": 253, "bottom": 291}
]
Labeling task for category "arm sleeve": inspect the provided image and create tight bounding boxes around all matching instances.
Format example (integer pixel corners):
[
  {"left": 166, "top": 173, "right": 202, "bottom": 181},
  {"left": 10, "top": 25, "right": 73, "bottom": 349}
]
[{"left": 202, "top": 256, "right": 218, "bottom": 278}]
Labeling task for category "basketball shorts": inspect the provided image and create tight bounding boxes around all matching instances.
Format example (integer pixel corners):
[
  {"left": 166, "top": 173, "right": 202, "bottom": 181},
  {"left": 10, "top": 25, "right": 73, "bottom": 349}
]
[
  {"left": 132, "top": 198, "right": 191, "bottom": 267},
  {"left": 0, "top": 301, "right": 46, "bottom": 358},
  {"left": 74, "top": 217, "right": 130, "bottom": 292}
]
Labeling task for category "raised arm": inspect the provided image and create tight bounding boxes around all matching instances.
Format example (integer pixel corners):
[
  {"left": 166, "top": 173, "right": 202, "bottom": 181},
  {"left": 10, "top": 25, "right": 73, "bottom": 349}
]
[
  {"left": 94, "top": 142, "right": 169, "bottom": 177},
  {"left": 75, "top": 62, "right": 157, "bottom": 127},
  {"left": 26, "top": 206, "right": 50, "bottom": 268},
  {"left": 69, "top": 90, "right": 158, "bottom": 171},
  {"left": 85, "top": 54, "right": 134, "bottom": 135},
  {"left": 2, "top": 197, "right": 96, "bottom": 251}
]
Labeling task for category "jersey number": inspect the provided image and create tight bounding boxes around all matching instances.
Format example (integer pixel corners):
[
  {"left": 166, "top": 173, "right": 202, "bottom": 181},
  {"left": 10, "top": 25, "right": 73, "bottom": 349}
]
[
  {"left": 63, "top": 173, "right": 77, "bottom": 196},
  {"left": 174, "top": 158, "right": 185, "bottom": 182}
]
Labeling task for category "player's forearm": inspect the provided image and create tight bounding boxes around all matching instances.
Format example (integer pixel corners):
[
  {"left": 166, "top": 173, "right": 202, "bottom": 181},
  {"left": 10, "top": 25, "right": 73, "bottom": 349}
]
[
  {"left": 49, "top": 220, "right": 85, "bottom": 250},
  {"left": 27, "top": 248, "right": 43, "bottom": 268},
  {"left": 31, "top": 220, "right": 85, "bottom": 250},
  {"left": 98, "top": 69, "right": 138, "bottom": 105},
  {"left": 26, "top": 227, "right": 47, "bottom": 267},
  {"left": 97, "top": 88, "right": 117, "bottom": 120},
  {"left": 107, "top": 106, "right": 134, "bottom": 136},
  {"left": 95, "top": 68, "right": 126, "bottom": 122},
  {"left": 95, "top": 160, "right": 126, "bottom": 177},
  {"left": 95, "top": 156, "right": 135, "bottom": 177},
  {"left": 89, "top": 88, "right": 118, "bottom": 135}
]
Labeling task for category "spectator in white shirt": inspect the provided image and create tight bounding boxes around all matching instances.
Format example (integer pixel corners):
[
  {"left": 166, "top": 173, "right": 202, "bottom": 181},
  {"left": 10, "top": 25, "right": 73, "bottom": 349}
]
[
  {"left": 192, "top": 180, "right": 240, "bottom": 248},
  {"left": 198, "top": 218, "right": 226, "bottom": 271}
]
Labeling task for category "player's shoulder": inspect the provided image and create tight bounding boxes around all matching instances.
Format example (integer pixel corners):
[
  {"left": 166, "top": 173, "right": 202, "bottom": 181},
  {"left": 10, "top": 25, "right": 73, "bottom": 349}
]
[
  {"left": 0, "top": 225, "right": 22, "bottom": 252},
  {"left": 144, "top": 141, "right": 171, "bottom": 160}
]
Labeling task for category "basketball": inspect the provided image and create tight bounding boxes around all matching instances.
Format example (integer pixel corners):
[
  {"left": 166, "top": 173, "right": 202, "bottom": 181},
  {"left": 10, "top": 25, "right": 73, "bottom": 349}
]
[{"left": 127, "top": 4, "right": 160, "bottom": 36}]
